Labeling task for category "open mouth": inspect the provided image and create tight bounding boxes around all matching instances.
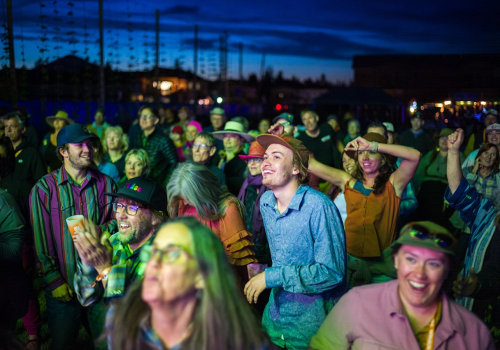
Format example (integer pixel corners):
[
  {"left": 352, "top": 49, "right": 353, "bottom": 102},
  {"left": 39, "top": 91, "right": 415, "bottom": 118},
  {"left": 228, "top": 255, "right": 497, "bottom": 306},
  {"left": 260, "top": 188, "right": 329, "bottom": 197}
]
[
  {"left": 409, "top": 280, "right": 427, "bottom": 291},
  {"left": 119, "top": 222, "right": 131, "bottom": 230}
]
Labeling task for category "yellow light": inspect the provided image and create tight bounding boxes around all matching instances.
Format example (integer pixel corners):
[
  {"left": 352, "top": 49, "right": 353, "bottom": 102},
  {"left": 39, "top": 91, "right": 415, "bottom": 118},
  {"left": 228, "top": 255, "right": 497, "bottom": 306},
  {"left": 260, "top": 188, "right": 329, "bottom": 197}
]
[
  {"left": 436, "top": 103, "right": 443, "bottom": 108},
  {"left": 480, "top": 101, "right": 487, "bottom": 105},
  {"left": 160, "top": 81, "right": 172, "bottom": 91},
  {"left": 409, "top": 107, "right": 415, "bottom": 113},
  {"left": 444, "top": 100, "right": 451, "bottom": 105}
]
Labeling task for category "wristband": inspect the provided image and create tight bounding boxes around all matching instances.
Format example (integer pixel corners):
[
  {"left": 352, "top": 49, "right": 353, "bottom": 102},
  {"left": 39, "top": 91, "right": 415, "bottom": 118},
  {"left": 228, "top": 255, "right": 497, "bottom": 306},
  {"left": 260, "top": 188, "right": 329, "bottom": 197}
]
[
  {"left": 91, "top": 266, "right": 112, "bottom": 287},
  {"left": 372, "top": 141, "right": 379, "bottom": 152}
]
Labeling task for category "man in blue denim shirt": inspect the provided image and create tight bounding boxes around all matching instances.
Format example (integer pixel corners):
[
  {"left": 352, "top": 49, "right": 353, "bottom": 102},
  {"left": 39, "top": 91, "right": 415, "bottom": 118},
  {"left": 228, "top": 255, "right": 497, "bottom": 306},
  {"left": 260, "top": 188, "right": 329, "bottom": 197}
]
[{"left": 244, "top": 134, "right": 347, "bottom": 350}]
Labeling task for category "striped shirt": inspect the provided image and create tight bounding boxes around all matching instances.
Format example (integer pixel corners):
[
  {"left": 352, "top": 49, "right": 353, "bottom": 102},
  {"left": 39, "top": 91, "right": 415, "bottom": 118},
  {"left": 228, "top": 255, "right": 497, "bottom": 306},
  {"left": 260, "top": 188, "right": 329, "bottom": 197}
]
[{"left": 29, "top": 166, "right": 116, "bottom": 291}]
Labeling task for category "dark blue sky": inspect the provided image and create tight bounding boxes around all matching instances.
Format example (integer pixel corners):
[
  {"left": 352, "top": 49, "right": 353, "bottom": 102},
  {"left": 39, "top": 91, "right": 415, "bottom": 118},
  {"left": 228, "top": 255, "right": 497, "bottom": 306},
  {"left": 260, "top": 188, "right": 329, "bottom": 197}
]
[{"left": 5, "top": 0, "right": 500, "bottom": 83}]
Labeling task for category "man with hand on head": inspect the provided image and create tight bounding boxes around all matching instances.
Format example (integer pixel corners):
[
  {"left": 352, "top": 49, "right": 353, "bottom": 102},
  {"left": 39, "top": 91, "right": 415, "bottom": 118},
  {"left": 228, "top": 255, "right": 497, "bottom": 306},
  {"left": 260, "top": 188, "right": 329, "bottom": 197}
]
[
  {"left": 73, "top": 176, "right": 167, "bottom": 306},
  {"left": 29, "top": 123, "right": 116, "bottom": 350},
  {"left": 244, "top": 134, "right": 346, "bottom": 350}
]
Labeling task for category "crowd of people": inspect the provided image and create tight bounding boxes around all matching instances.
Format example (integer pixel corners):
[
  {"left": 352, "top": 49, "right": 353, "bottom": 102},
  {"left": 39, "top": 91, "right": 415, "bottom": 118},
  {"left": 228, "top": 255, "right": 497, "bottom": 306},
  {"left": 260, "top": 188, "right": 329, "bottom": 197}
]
[{"left": 0, "top": 105, "right": 499, "bottom": 350}]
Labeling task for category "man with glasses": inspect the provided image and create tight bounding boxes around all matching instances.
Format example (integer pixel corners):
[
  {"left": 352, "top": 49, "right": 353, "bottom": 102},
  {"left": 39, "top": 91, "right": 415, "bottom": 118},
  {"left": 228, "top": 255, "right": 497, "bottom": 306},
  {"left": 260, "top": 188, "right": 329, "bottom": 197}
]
[
  {"left": 192, "top": 131, "right": 226, "bottom": 186},
  {"left": 29, "top": 123, "right": 116, "bottom": 350},
  {"left": 73, "top": 176, "right": 167, "bottom": 307}
]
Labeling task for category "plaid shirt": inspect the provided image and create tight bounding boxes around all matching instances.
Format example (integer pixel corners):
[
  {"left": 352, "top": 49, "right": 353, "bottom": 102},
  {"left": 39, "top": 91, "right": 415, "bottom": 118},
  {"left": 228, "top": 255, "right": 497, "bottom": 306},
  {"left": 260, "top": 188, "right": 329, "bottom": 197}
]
[
  {"left": 74, "top": 231, "right": 152, "bottom": 306},
  {"left": 464, "top": 167, "right": 500, "bottom": 201}
]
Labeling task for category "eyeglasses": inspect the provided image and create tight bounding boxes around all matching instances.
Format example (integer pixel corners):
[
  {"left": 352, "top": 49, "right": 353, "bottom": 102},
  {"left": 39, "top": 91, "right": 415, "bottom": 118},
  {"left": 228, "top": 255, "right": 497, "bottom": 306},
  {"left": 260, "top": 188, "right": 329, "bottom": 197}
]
[
  {"left": 192, "top": 143, "right": 211, "bottom": 150},
  {"left": 408, "top": 224, "right": 456, "bottom": 249},
  {"left": 140, "top": 244, "right": 192, "bottom": 264},
  {"left": 247, "top": 158, "right": 263, "bottom": 163},
  {"left": 140, "top": 114, "right": 154, "bottom": 119},
  {"left": 113, "top": 202, "right": 142, "bottom": 216}
]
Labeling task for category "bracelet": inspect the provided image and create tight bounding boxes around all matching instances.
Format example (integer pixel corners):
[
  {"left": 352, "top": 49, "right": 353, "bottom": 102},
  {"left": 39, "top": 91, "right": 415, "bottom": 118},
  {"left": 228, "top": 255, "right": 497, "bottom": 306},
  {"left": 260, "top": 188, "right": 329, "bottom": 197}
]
[
  {"left": 372, "top": 141, "right": 379, "bottom": 152},
  {"left": 91, "top": 266, "right": 112, "bottom": 287}
]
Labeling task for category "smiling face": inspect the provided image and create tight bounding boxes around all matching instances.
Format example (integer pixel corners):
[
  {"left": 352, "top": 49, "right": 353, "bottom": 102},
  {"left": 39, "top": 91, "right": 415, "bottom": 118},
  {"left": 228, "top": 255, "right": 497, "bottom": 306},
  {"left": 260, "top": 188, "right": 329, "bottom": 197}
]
[
  {"left": 115, "top": 198, "right": 156, "bottom": 246},
  {"left": 142, "top": 223, "right": 202, "bottom": 307},
  {"left": 61, "top": 140, "right": 94, "bottom": 170},
  {"left": 357, "top": 150, "right": 382, "bottom": 176},
  {"left": 487, "top": 130, "right": 499, "bottom": 146},
  {"left": 261, "top": 143, "right": 298, "bottom": 190},
  {"left": 394, "top": 245, "right": 448, "bottom": 314},
  {"left": 125, "top": 154, "right": 147, "bottom": 179},
  {"left": 301, "top": 112, "right": 319, "bottom": 133},
  {"left": 342, "top": 152, "right": 356, "bottom": 175},
  {"left": 479, "top": 146, "right": 498, "bottom": 169},
  {"left": 247, "top": 158, "right": 263, "bottom": 176}
]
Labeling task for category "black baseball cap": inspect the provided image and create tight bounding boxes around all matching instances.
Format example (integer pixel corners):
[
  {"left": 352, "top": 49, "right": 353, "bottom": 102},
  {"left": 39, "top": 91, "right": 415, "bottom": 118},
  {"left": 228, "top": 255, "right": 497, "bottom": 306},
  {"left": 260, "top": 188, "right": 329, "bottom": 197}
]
[{"left": 105, "top": 177, "right": 167, "bottom": 213}]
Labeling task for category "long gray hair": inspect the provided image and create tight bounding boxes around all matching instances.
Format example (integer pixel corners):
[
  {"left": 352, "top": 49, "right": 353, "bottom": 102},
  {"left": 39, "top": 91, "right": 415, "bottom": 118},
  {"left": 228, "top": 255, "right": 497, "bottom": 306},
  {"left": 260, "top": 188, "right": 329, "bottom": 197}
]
[{"left": 166, "top": 162, "right": 239, "bottom": 219}]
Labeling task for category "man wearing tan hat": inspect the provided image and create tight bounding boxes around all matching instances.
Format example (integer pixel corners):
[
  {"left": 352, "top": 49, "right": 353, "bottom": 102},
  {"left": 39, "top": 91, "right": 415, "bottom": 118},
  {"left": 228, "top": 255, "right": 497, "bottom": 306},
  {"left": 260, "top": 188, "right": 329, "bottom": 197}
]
[
  {"left": 42, "top": 110, "right": 74, "bottom": 172},
  {"left": 244, "top": 134, "right": 346, "bottom": 349},
  {"left": 212, "top": 120, "right": 254, "bottom": 195}
]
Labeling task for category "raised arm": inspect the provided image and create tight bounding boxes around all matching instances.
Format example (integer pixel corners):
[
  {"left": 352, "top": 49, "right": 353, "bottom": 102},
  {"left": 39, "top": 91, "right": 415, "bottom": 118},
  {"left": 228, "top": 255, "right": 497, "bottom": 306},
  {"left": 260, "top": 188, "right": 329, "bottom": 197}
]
[
  {"left": 308, "top": 158, "right": 350, "bottom": 190},
  {"left": 446, "top": 128, "right": 464, "bottom": 194},
  {"left": 345, "top": 136, "right": 421, "bottom": 195}
]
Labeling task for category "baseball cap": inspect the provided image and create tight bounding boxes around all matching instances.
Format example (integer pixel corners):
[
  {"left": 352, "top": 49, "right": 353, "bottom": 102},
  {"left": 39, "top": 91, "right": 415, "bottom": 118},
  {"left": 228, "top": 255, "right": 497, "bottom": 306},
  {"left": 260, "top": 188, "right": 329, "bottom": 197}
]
[
  {"left": 486, "top": 123, "right": 500, "bottom": 134},
  {"left": 57, "top": 123, "right": 97, "bottom": 148},
  {"left": 391, "top": 221, "right": 456, "bottom": 256},
  {"left": 485, "top": 109, "right": 498, "bottom": 117},
  {"left": 105, "top": 177, "right": 167, "bottom": 213},
  {"left": 439, "top": 128, "right": 454, "bottom": 137},
  {"left": 272, "top": 113, "right": 294, "bottom": 125},
  {"left": 382, "top": 122, "right": 394, "bottom": 133},
  {"left": 257, "top": 134, "right": 309, "bottom": 167},
  {"left": 210, "top": 107, "right": 225, "bottom": 116}
]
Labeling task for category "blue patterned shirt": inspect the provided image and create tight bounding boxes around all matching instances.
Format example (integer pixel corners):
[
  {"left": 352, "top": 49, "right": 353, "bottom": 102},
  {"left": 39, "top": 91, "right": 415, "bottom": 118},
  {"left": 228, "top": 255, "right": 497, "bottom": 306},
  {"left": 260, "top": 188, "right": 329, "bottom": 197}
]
[{"left": 260, "top": 185, "right": 347, "bottom": 349}]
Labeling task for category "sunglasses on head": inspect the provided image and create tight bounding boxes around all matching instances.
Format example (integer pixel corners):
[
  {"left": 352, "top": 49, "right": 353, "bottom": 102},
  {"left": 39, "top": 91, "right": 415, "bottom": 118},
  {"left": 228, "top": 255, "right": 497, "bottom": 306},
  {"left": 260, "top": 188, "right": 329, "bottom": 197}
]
[{"left": 407, "top": 224, "right": 456, "bottom": 249}]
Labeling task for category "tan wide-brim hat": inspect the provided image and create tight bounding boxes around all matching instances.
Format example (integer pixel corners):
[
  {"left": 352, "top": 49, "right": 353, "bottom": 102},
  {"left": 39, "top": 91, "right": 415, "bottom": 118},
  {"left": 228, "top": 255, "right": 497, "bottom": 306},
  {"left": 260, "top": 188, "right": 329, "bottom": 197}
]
[
  {"left": 46, "top": 110, "right": 74, "bottom": 127},
  {"left": 212, "top": 120, "right": 255, "bottom": 143}
]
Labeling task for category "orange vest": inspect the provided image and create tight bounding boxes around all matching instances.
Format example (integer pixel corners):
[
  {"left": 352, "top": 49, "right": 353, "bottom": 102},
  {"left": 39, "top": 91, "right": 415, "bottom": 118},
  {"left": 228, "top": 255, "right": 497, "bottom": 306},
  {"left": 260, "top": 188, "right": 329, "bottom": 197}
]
[{"left": 344, "top": 180, "right": 401, "bottom": 258}]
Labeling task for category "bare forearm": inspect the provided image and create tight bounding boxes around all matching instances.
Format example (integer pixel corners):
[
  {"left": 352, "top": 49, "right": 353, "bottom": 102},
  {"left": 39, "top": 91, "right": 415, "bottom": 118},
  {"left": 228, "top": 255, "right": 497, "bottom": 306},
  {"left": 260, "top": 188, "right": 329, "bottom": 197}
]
[
  {"left": 308, "top": 158, "right": 348, "bottom": 188},
  {"left": 377, "top": 143, "right": 420, "bottom": 164},
  {"left": 447, "top": 150, "right": 462, "bottom": 194}
]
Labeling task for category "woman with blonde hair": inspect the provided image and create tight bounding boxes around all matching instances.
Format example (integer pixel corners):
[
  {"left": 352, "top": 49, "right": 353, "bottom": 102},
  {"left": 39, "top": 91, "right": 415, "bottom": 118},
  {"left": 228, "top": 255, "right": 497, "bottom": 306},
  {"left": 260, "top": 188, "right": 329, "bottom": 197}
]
[{"left": 103, "top": 126, "right": 129, "bottom": 178}]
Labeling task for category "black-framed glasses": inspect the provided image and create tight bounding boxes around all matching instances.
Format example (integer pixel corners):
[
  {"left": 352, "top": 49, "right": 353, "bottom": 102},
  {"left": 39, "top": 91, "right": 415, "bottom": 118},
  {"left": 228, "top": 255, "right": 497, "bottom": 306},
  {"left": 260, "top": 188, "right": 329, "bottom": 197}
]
[
  {"left": 113, "top": 202, "right": 142, "bottom": 216},
  {"left": 140, "top": 244, "right": 192, "bottom": 264},
  {"left": 408, "top": 224, "right": 456, "bottom": 249}
]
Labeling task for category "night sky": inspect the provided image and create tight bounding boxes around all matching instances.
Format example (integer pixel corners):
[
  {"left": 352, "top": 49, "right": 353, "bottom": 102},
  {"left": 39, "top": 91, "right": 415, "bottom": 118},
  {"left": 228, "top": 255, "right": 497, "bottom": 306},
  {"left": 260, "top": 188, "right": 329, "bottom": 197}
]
[{"left": 5, "top": 0, "right": 500, "bottom": 83}]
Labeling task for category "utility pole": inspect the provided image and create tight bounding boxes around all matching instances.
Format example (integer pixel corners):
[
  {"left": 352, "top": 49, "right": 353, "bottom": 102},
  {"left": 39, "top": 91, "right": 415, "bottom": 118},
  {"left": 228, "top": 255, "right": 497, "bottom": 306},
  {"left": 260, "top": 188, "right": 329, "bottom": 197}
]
[
  {"left": 6, "top": 0, "right": 18, "bottom": 108},
  {"left": 238, "top": 42, "right": 243, "bottom": 82},
  {"left": 260, "top": 53, "right": 266, "bottom": 79},
  {"left": 98, "top": 0, "right": 105, "bottom": 109},
  {"left": 193, "top": 25, "right": 198, "bottom": 102},
  {"left": 155, "top": 9, "right": 160, "bottom": 104}
]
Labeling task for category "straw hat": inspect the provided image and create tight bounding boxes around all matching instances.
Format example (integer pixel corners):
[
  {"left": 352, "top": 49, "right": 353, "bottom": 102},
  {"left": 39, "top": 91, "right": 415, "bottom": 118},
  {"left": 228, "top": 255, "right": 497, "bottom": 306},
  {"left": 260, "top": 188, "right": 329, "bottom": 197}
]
[{"left": 46, "top": 110, "right": 74, "bottom": 127}]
